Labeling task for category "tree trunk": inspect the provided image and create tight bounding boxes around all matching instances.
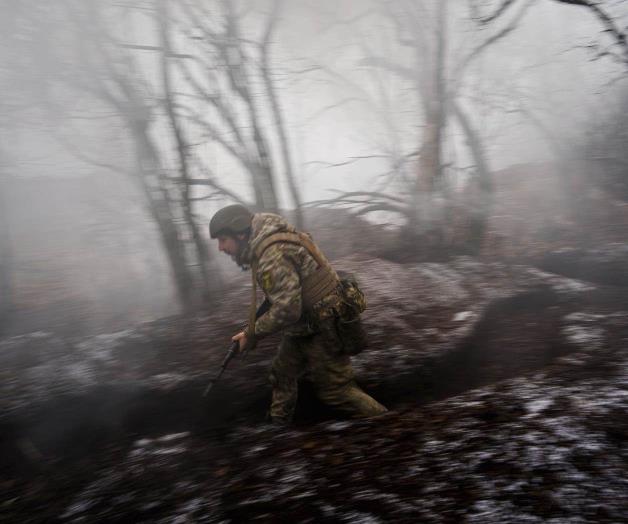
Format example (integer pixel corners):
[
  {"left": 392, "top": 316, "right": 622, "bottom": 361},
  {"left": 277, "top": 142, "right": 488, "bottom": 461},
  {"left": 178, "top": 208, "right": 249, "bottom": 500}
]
[
  {"left": 223, "top": 0, "right": 279, "bottom": 212},
  {"left": 452, "top": 99, "right": 493, "bottom": 252},
  {"left": 406, "top": 0, "right": 448, "bottom": 250},
  {"left": 252, "top": 135, "right": 279, "bottom": 212},
  {"left": 0, "top": 172, "right": 13, "bottom": 332},
  {"left": 159, "top": 0, "right": 217, "bottom": 304},
  {"left": 261, "top": 0, "right": 304, "bottom": 228},
  {"left": 132, "top": 123, "right": 196, "bottom": 311},
  {"left": 69, "top": 1, "right": 210, "bottom": 312}
]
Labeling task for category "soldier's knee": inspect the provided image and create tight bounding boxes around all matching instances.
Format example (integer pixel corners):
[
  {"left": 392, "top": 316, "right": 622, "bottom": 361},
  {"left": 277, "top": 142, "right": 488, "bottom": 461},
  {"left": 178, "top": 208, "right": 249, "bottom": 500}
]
[
  {"left": 269, "top": 368, "right": 278, "bottom": 387},
  {"left": 269, "top": 362, "right": 298, "bottom": 392},
  {"left": 269, "top": 357, "right": 286, "bottom": 384}
]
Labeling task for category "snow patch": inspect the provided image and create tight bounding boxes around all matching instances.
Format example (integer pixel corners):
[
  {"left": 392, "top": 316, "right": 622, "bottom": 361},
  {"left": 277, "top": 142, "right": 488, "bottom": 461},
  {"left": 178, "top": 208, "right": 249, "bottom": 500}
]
[
  {"left": 561, "top": 314, "right": 605, "bottom": 349},
  {"left": 525, "top": 398, "right": 553, "bottom": 416},
  {"left": 524, "top": 268, "right": 595, "bottom": 293},
  {"left": 453, "top": 311, "right": 474, "bottom": 322}
]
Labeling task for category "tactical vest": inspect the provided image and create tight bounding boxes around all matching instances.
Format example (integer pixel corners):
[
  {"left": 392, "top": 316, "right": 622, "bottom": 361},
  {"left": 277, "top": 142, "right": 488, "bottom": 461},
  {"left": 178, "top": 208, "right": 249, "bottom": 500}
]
[{"left": 248, "top": 232, "right": 339, "bottom": 336}]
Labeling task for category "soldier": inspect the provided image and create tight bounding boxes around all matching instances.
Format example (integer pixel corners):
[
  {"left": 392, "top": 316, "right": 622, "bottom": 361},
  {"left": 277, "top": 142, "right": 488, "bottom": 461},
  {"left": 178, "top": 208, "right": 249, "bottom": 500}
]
[{"left": 210, "top": 204, "right": 387, "bottom": 425}]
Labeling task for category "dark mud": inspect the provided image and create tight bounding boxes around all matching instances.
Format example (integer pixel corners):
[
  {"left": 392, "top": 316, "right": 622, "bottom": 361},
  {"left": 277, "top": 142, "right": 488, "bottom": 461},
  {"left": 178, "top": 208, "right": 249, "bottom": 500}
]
[
  {"left": 2, "top": 258, "right": 628, "bottom": 523},
  {"left": 3, "top": 288, "right": 572, "bottom": 470},
  {"left": 537, "top": 244, "right": 628, "bottom": 287}
]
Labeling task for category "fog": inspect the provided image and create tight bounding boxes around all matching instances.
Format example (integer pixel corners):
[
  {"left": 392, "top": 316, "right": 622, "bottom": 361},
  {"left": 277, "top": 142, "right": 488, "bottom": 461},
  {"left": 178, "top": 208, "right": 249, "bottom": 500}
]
[
  {"left": 1, "top": 0, "right": 627, "bottom": 335},
  {"left": 5, "top": 4, "right": 628, "bottom": 521}
]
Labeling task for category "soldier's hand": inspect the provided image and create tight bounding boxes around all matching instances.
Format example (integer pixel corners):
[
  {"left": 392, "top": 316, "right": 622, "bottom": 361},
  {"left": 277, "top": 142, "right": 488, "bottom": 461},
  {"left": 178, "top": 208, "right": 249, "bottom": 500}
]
[{"left": 231, "top": 331, "right": 247, "bottom": 354}]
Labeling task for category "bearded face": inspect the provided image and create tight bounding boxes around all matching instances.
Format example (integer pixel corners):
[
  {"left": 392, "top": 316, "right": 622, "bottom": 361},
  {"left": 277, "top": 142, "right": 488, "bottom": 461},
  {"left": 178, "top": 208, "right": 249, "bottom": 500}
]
[{"left": 217, "top": 234, "right": 249, "bottom": 267}]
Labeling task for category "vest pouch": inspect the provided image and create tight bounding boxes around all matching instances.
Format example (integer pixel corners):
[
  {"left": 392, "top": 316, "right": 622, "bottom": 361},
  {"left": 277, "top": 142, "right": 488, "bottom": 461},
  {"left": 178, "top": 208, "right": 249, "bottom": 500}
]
[
  {"left": 335, "top": 271, "right": 368, "bottom": 355},
  {"left": 337, "top": 271, "right": 367, "bottom": 315},
  {"left": 335, "top": 310, "right": 368, "bottom": 355}
]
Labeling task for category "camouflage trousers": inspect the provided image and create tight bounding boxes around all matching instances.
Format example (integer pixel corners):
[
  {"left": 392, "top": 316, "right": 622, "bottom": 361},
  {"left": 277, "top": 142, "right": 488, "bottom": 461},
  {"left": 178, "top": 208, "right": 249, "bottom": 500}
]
[{"left": 268, "top": 318, "right": 387, "bottom": 424}]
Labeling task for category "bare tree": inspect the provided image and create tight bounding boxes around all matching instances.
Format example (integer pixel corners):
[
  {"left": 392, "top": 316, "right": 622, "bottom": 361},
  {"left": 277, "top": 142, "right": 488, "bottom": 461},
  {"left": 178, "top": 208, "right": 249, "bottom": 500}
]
[
  {"left": 173, "top": 0, "right": 304, "bottom": 221},
  {"left": 51, "top": 0, "right": 308, "bottom": 307},
  {"left": 0, "top": 152, "right": 12, "bottom": 330},
  {"left": 0, "top": 3, "right": 16, "bottom": 328},
  {"left": 158, "top": 0, "right": 215, "bottom": 303},
  {"left": 260, "top": 0, "right": 304, "bottom": 228},
  {"left": 475, "top": 0, "right": 628, "bottom": 67},
  {"left": 471, "top": 0, "right": 628, "bottom": 213},
  {"left": 303, "top": 0, "right": 530, "bottom": 257},
  {"left": 55, "top": 0, "right": 219, "bottom": 310},
  {"left": 0, "top": 0, "right": 53, "bottom": 327}
]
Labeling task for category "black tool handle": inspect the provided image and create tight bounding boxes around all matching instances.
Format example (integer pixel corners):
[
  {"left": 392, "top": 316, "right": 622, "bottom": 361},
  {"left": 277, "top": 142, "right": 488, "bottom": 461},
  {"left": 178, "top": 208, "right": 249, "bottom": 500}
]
[
  {"left": 203, "top": 340, "right": 239, "bottom": 397},
  {"left": 203, "top": 299, "right": 272, "bottom": 397}
]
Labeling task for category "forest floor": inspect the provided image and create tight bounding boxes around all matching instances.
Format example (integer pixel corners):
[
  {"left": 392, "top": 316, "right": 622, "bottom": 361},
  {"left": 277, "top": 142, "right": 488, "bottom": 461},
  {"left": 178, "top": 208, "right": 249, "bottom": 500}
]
[{"left": 2, "top": 239, "right": 628, "bottom": 522}]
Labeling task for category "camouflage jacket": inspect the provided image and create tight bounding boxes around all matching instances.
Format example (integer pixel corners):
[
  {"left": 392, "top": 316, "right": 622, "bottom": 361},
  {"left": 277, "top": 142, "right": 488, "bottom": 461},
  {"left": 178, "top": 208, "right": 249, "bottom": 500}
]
[{"left": 241, "top": 213, "right": 341, "bottom": 338}]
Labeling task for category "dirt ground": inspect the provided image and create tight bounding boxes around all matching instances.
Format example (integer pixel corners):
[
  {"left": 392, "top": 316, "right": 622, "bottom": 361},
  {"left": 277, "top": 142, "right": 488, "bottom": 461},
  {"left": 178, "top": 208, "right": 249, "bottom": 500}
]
[{"left": 2, "top": 242, "right": 628, "bottom": 522}]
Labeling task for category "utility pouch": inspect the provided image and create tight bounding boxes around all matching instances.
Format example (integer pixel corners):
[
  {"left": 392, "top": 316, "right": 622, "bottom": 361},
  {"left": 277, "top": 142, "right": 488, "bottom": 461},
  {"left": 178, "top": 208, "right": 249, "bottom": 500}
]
[
  {"left": 334, "top": 313, "right": 368, "bottom": 355},
  {"left": 337, "top": 271, "right": 367, "bottom": 315},
  {"left": 334, "top": 271, "right": 368, "bottom": 355}
]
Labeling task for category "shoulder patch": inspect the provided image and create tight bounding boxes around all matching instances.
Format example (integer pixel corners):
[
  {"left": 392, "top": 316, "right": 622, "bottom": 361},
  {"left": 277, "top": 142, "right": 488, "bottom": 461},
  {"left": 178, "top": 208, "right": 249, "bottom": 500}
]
[{"left": 261, "top": 271, "right": 273, "bottom": 290}]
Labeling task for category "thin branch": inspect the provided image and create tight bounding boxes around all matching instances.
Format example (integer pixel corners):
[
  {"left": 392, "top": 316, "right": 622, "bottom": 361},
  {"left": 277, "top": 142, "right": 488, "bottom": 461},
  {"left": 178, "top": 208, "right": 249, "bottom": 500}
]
[
  {"left": 552, "top": 0, "right": 628, "bottom": 64},
  {"left": 303, "top": 197, "right": 407, "bottom": 218},
  {"left": 304, "top": 155, "right": 391, "bottom": 169},
  {"left": 175, "top": 58, "right": 246, "bottom": 147},
  {"left": 458, "top": 0, "right": 535, "bottom": 77},
  {"left": 304, "top": 190, "right": 407, "bottom": 207},
  {"left": 479, "top": 0, "right": 628, "bottom": 66},
  {"left": 359, "top": 56, "right": 415, "bottom": 81},
  {"left": 261, "top": 0, "right": 282, "bottom": 48},
  {"left": 259, "top": 0, "right": 304, "bottom": 224},
  {"left": 285, "top": 65, "right": 323, "bottom": 75},
  {"left": 304, "top": 97, "right": 364, "bottom": 122},
  {"left": 381, "top": 0, "right": 416, "bottom": 47},
  {"left": 354, "top": 203, "right": 407, "bottom": 216},
  {"left": 52, "top": 130, "right": 133, "bottom": 177},
  {"left": 190, "top": 154, "right": 247, "bottom": 204},
  {"left": 190, "top": 193, "right": 224, "bottom": 202},
  {"left": 180, "top": 111, "right": 248, "bottom": 166},
  {"left": 119, "top": 43, "right": 195, "bottom": 59},
  {"left": 477, "top": 0, "right": 519, "bottom": 24}
]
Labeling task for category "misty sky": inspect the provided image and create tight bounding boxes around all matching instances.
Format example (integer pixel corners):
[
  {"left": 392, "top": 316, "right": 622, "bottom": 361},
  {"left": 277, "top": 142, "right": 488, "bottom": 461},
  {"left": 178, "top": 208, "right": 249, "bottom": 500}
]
[
  {"left": 2, "top": 0, "right": 627, "bottom": 329},
  {"left": 5, "top": 1, "right": 625, "bottom": 201}
]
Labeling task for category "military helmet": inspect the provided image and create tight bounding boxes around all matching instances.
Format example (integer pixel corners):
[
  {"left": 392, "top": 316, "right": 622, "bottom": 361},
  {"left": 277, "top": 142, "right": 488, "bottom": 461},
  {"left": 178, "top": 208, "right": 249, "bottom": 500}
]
[{"left": 209, "top": 204, "right": 253, "bottom": 238}]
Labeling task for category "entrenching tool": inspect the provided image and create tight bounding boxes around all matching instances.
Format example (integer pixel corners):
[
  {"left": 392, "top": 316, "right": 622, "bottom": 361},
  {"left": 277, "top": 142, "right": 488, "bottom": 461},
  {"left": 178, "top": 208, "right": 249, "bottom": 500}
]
[
  {"left": 203, "top": 340, "right": 239, "bottom": 397},
  {"left": 203, "top": 299, "right": 271, "bottom": 397}
]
